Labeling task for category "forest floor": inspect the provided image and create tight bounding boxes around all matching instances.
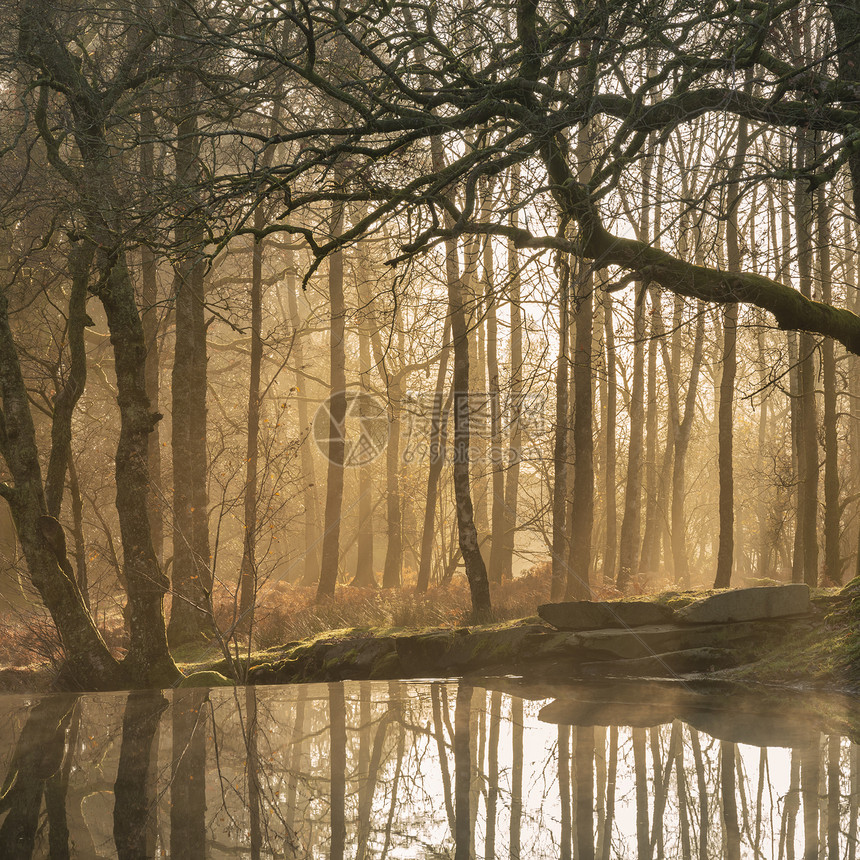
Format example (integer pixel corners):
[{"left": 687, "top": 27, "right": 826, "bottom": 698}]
[{"left": 0, "top": 564, "right": 857, "bottom": 694}]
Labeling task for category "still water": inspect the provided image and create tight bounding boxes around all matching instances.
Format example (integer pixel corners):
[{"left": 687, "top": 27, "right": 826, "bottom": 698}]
[{"left": 0, "top": 678, "right": 857, "bottom": 858}]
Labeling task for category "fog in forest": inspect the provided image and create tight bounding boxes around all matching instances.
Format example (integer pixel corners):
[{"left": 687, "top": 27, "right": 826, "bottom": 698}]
[{"left": 5, "top": 1, "right": 860, "bottom": 857}]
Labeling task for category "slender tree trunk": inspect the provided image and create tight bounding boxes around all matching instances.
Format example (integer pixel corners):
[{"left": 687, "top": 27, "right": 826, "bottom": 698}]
[
  {"left": 800, "top": 734, "right": 820, "bottom": 860},
  {"left": 245, "top": 686, "right": 262, "bottom": 860},
  {"left": 795, "top": 136, "right": 820, "bottom": 588},
  {"left": 417, "top": 326, "right": 452, "bottom": 593},
  {"left": 238, "top": 210, "right": 265, "bottom": 633},
  {"left": 454, "top": 683, "right": 472, "bottom": 860},
  {"left": 617, "top": 288, "right": 646, "bottom": 591},
  {"left": 500, "top": 167, "right": 524, "bottom": 582},
  {"left": 168, "top": 66, "right": 215, "bottom": 646},
  {"left": 354, "top": 303, "right": 375, "bottom": 587},
  {"left": 382, "top": 368, "right": 403, "bottom": 588},
  {"left": 485, "top": 690, "right": 501, "bottom": 860},
  {"left": 284, "top": 250, "right": 322, "bottom": 587},
  {"left": 720, "top": 741, "right": 741, "bottom": 860},
  {"left": 603, "top": 294, "right": 617, "bottom": 584},
  {"left": 140, "top": 106, "right": 163, "bottom": 565},
  {"left": 510, "top": 693, "right": 523, "bottom": 859},
  {"left": 640, "top": 299, "right": 660, "bottom": 575},
  {"left": 329, "top": 683, "right": 346, "bottom": 860},
  {"left": 45, "top": 240, "right": 93, "bottom": 520},
  {"left": 67, "top": 453, "right": 88, "bottom": 607},
  {"left": 714, "top": 111, "right": 748, "bottom": 589},
  {"left": 661, "top": 297, "right": 705, "bottom": 588},
  {"left": 429, "top": 138, "right": 491, "bottom": 615},
  {"left": 316, "top": 196, "right": 347, "bottom": 601},
  {"left": 568, "top": 256, "right": 594, "bottom": 598},
  {"left": 485, "top": 193, "right": 507, "bottom": 584},
  {"left": 633, "top": 728, "right": 649, "bottom": 857},
  {"left": 559, "top": 724, "right": 572, "bottom": 860},
  {"left": 170, "top": 690, "right": 208, "bottom": 858},
  {"left": 817, "top": 180, "right": 840, "bottom": 584},
  {"left": 551, "top": 255, "right": 570, "bottom": 600}
]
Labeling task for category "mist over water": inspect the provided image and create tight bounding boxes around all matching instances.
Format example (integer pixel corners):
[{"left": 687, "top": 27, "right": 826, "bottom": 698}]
[{"left": 0, "top": 679, "right": 857, "bottom": 858}]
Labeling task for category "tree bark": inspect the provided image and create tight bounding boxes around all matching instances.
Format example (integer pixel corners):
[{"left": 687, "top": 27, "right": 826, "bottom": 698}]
[
  {"left": 500, "top": 181, "right": 524, "bottom": 584},
  {"left": 603, "top": 293, "right": 618, "bottom": 584},
  {"left": 417, "top": 325, "right": 452, "bottom": 593},
  {"left": 551, "top": 254, "right": 570, "bottom": 600},
  {"left": 714, "top": 109, "right": 748, "bottom": 589},
  {"left": 567, "top": 256, "right": 593, "bottom": 598},
  {"left": 794, "top": 135, "right": 820, "bottom": 588},
  {"left": 316, "top": 196, "right": 347, "bottom": 601},
  {"left": 430, "top": 138, "right": 491, "bottom": 616},
  {"left": 238, "top": 209, "right": 265, "bottom": 632},
  {"left": 284, "top": 249, "right": 322, "bottom": 587},
  {"left": 168, "top": 58, "right": 215, "bottom": 645},
  {"left": 817, "top": 179, "right": 841, "bottom": 584},
  {"left": 617, "top": 288, "right": 646, "bottom": 591}
]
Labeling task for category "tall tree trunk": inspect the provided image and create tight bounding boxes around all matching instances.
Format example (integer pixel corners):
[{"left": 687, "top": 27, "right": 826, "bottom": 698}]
[
  {"left": 551, "top": 254, "right": 570, "bottom": 600},
  {"left": 284, "top": 249, "right": 322, "bottom": 587},
  {"left": 67, "top": 453, "right": 88, "bottom": 608},
  {"left": 353, "top": 301, "right": 375, "bottom": 587},
  {"left": 113, "top": 691, "right": 167, "bottom": 860},
  {"left": 567, "top": 256, "right": 594, "bottom": 599},
  {"left": 720, "top": 741, "right": 741, "bottom": 860},
  {"left": 417, "top": 325, "right": 452, "bottom": 593},
  {"left": 485, "top": 187, "right": 507, "bottom": 584},
  {"left": 382, "top": 363, "right": 403, "bottom": 588},
  {"left": 795, "top": 135, "right": 820, "bottom": 588},
  {"left": 45, "top": 240, "right": 93, "bottom": 520},
  {"left": 140, "top": 106, "right": 163, "bottom": 565},
  {"left": 714, "top": 111, "right": 748, "bottom": 589},
  {"left": 640, "top": 300, "right": 660, "bottom": 575},
  {"left": 316, "top": 196, "right": 347, "bottom": 601},
  {"left": 238, "top": 209, "right": 265, "bottom": 633},
  {"left": 97, "top": 252, "right": 179, "bottom": 685},
  {"left": 168, "top": 67, "right": 215, "bottom": 646},
  {"left": 429, "top": 138, "right": 491, "bottom": 615},
  {"left": 329, "top": 683, "right": 346, "bottom": 860},
  {"left": 817, "top": 178, "right": 840, "bottom": 584},
  {"left": 617, "top": 288, "right": 646, "bottom": 591},
  {"left": 500, "top": 184, "right": 523, "bottom": 583},
  {"left": 603, "top": 293, "right": 617, "bottom": 584},
  {"left": 454, "top": 683, "right": 472, "bottom": 860},
  {"left": 662, "top": 299, "right": 705, "bottom": 588},
  {"left": 170, "top": 690, "right": 208, "bottom": 857}
]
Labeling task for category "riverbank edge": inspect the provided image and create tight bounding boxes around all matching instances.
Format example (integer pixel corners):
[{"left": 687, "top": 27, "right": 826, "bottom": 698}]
[{"left": 1, "top": 587, "right": 856, "bottom": 696}]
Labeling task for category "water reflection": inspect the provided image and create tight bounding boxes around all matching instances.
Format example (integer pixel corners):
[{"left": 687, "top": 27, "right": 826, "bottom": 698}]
[{"left": 0, "top": 679, "right": 857, "bottom": 858}]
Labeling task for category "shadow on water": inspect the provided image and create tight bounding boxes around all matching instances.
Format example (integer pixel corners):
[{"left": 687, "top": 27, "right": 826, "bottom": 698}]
[{"left": 0, "top": 678, "right": 857, "bottom": 857}]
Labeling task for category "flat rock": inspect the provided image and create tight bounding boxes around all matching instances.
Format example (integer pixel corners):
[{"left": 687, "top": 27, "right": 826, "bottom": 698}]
[
  {"left": 677, "top": 584, "right": 811, "bottom": 625},
  {"left": 538, "top": 600, "right": 675, "bottom": 631}
]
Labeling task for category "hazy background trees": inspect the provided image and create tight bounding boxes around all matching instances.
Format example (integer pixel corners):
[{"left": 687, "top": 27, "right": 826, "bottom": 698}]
[{"left": 1, "top": 0, "right": 860, "bottom": 679}]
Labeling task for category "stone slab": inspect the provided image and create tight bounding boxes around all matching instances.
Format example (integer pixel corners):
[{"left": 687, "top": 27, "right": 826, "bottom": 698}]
[
  {"left": 677, "top": 584, "right": 811, "bottom": 625},
  {"left": 538, "top": 600, "right": 675, "bottom": 631}
]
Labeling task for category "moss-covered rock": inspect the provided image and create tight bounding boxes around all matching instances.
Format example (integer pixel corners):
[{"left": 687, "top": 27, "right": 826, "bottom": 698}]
[{"left": 177, "top": 670, "right": 234, "bottom": 688}]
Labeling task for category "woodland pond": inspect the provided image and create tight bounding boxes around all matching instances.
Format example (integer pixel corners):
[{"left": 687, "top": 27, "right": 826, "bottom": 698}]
[{"left": 0, "top": 678, "right": 857, "bottom": 859}]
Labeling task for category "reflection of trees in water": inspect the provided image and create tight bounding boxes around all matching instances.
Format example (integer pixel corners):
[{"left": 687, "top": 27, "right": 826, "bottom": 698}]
[{"left": 0, "top": 681, "right": 858, "bottom": 857}]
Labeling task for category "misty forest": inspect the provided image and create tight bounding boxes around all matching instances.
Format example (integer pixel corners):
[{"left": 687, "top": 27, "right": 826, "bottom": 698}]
[{"left": 2, "top": 0, "right": 860, "bottom": 857}]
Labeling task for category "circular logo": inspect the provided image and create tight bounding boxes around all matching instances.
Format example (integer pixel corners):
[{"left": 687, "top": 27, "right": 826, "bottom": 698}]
[{"left": 313, "top": 390, "right": 389, "bottom": 467}]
